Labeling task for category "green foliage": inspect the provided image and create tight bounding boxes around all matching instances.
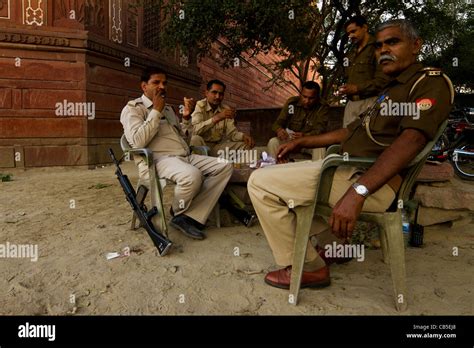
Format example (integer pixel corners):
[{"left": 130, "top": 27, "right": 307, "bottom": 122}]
[
  {"left": 159, "top": 0, "right": 472, "bottom": 97},
  {"left": 0, "top": 173, "right": 12, "bottom": 182}
]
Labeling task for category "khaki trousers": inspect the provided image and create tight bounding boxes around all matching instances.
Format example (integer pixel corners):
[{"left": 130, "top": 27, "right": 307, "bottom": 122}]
[
  {"left": 267, "top": 137, "right": 326, "bottom": 161},
  {"left": 247, "top": 160, "right": 395, "bottom": 266},
  {"left": 343, "top": 97, "right": 377, "bottom": 128},
  {"left": 141, "top": 154, "right": 233, "bottom": 225}
]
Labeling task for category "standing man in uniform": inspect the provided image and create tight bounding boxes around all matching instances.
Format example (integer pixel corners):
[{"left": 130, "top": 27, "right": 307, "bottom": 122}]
[
  {"left": 190, "top": 80, "right": 255, "bottom": 158},
  {"left": 267, "top": 81, "right": 329, "bottom": 161},
  {"left": 340, "top": 15, "right": 391, "bottom": 127},
  {"left": 248, "top": 19, "right": 453, "bottom": 289},
  {"left": 121, "top": 67, "right": 233, "bottom": 241}
]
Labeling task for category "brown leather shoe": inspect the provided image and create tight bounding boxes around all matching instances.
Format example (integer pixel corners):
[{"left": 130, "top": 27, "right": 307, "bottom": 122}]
[
  {"left": 264, "top": 265, "right": 330, "bottom": 290},
  {"left": 316, "top": 246, "right": 353, "bottom": 265}
]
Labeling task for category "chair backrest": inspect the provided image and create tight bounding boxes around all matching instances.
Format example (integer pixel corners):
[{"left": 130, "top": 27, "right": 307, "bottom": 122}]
[
  {"left": 120, "top": 134, "right": 131, "bottom": 151},
  {"left": 397, "top": 119, "right": 449, "bottom": 202}
]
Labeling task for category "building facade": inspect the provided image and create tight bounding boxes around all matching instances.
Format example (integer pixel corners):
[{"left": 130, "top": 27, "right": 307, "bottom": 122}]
[{"left": 0, "top": 0, "right": 294, "bottom": 168}]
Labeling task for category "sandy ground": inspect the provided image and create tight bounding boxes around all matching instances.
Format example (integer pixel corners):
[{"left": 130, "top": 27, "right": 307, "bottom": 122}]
[{"left": 0, "top": 162, "right": 473, "bottom": 315}]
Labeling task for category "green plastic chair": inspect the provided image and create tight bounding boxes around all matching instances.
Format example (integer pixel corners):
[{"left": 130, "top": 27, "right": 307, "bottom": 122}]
[
  {"left": 120, "top": 135, "right": 220, "bottom": 234},
  {"left": 289, "top": 119, "right": 448, "bottom": 311},
  {"left": 120, "top": 134, "right": 169, "bottom": 236}
]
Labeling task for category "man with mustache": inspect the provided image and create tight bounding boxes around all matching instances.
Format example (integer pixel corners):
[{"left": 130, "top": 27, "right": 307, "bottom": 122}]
[
  {"left": 121, "top": 67, "right": 233, "bottom": 240},
  {"left": 190, "top": 79, "right": 255, "bottom": 157},
  {"left": 339, "top": 15, "right": 391, "bottom": 127},
  {"left": 248, "top": 19, "right": 453, "bottom": 290}
]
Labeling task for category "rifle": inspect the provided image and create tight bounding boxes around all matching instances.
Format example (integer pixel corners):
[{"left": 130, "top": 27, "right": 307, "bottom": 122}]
[{"left": 108, "top": 149, "right": 172, "bottom": 256}]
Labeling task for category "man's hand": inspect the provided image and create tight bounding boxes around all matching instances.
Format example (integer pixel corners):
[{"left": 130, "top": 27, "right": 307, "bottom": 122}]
[
  {"left": 329, "top": 187, "right": 365, "bottom": 240},
  {"left": 276, "top": 128, "right": 289, "bottom": 141},
  {"left": 152, "top": 89, "right": 166, "bottom": 112},
  {"left": 276, "top": 139, "right": 300, "bottom": 163},
  {"left": 338, "top": 84, "right": 358, "bottom": 96},
  {"left": 243, "top": 134, "right": 255, "bottom": 149},
  {"left": 292, "top": 132, "right": 304, "bottom": 139},
  {"left": 183, "top": 97, "right": 195, "bottom": 118},
  {"left": 213, "top": 108, "right": 235, "bottom": 123}
]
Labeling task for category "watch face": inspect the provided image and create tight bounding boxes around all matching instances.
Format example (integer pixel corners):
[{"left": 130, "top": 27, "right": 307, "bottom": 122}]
[{"left": 354, "top": 184, "right": 368, "bottom": 196}]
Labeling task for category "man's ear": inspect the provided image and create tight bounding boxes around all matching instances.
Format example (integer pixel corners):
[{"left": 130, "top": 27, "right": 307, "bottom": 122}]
[
  {"left": 140, "top": 81, "right": 147, "bottom": 93},
  {"left": 413, "top": 37, "right": 422, "bottom": 55}
]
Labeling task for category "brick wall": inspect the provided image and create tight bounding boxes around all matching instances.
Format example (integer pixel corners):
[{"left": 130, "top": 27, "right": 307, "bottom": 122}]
[
  {"left": 197, "top": 45, "right": 296, "bottom": 108},
  {"left": 0, "top": 1, "right": 303, "bottom": 168}
]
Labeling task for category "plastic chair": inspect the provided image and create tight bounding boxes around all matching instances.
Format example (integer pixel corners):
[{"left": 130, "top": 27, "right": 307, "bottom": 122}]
[
  {"left": 289, "top": 120, "right": 449, "bottom": 311},
  {"left": 120, "top": 135, "right": 169, "bottom": 236},
  {"left": 120, "top": 135, "right": 221, "bottom": 233}
]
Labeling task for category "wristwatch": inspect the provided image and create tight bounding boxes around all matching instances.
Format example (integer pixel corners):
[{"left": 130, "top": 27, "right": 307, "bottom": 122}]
[{"left": 351, "top": 183, "right": 370, "bottom": 197}]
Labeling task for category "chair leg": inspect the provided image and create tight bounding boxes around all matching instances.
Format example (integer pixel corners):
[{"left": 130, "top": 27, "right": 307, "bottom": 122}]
[
  {"left": 380, "top": 227, "right": 389, "bottom": 264},
  {"left": 289, "top": 205, "right": 315, "bottom": 306},
  {"left": 131, "top": 212, "right": 138, "bottom": 230},
  {"left": 382, "top": 212, "right": 408, "bottom": 312},
  {"left": 149, "top": 169, "right": 169, "bottom": 237},
  {"left": 214, "top": 203, "right": 221, "bottom": 228}
]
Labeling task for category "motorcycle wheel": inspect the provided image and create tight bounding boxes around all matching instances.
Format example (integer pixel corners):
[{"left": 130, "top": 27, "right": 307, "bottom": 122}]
[{"left": 451, "top": 142, "right": 474, "bottom": 181}]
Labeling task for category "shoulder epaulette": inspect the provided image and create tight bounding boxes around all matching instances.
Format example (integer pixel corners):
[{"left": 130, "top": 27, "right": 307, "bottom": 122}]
[
  {"left": 410, "top": 67, "right": 455, "bottom": 104},
  {"left": 196, "top": 98, "right": 207, "bottom": 107},
  {"left": 127, "top": 98, "right": 143, "bottom": 107}
]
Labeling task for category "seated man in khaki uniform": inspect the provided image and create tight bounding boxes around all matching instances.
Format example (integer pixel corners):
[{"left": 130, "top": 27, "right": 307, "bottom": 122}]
[
  {"left": 267, "top": 81, "right": 329, "bottom": 161},
  {"left": 190, "top": 79, "right": 255, "bottom": 158},
  {"left": 248, "top": 19, "right": 453, "bottom": 289},
  {"left": 339, "top": 15, "right": 390, "bottom": 127},
  {"left": 121, "top": 67, "right": 233, "bottom": 241}
]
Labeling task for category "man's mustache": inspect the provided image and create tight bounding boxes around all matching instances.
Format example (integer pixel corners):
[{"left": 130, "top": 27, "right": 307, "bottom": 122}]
[{"left": 378, "top": 54, "right": 397, "bottom": 64}]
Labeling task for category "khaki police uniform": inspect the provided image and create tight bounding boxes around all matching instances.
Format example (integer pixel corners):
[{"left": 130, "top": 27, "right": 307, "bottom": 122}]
[
  {"left": 120, "top": 94, "right": 233, "bottom": 225},
  {"left": 190, "top": 98, "right": 247, "bottom": 157},
  {"left": 268, "top": 96, "right": 330, "bottom": 161},
  {"left": 343, "top": 35, "right": 391, "bottom": 127},
  {"left": 248, "top": 63, "right": 453, "bottom": 266}
]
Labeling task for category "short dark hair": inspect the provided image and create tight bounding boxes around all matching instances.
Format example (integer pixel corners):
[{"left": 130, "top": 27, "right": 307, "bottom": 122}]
[
  {"left": 376, "top": 19, "right": 420, "bottom": 42},
  {"left": 141, "top": 66, "right": 167, "bottom": 83},
  {"left": 302, "top": 81, "right": 320, "bottom": 94},
  {"left": 207, "top": 79, "right": 226, "bottom": 91},
  {"left": 344, "top": 15, "right": 368, "bottom": 30}
]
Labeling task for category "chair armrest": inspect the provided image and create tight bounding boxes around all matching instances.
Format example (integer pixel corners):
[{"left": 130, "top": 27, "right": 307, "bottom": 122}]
[
  {"left": 125, "top": 148, "right": 153, "bottom": 167},
  {"left": 326, "top": 144, "right": 341, "bottom": 156},
  {"left": 190, "top": 145, "right": 211, "bottom": 156},
  {"left": 321, "top": 154, "right": 376, "bottom": 172},
  {"left": 317, "top": 154, "right": 377, "bottom": 204}
]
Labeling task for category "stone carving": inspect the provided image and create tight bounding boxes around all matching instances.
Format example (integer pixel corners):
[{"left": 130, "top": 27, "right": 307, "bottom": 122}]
[
  {"left": 23, "top": 0, "right": 46, "bottom": 26},
  {"left": 109, "top": 0, "right": 123, "bottom": 43},
  {"left": 0, "top": 33, "right": 70, "bottom": 46},
  {"left": 83, "top": 0, "right": 106, "bottom": 35},
  {"left": 126, "top": 1, "right": 138, "bottom": 47},
  {"left": 0, "top": 0, "right": 11, "bottom": 19}
]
